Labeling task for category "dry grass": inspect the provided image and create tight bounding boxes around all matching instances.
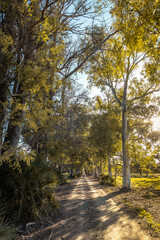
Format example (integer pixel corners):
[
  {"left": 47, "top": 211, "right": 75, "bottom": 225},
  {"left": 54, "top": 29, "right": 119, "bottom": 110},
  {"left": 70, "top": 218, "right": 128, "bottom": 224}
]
[{"left": 106, "top": 175, "right": 160, "bottom": 239}]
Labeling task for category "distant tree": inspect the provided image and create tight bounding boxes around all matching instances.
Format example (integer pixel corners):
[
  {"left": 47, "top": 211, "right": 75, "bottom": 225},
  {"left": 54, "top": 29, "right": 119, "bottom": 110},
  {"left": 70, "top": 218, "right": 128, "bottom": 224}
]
[
  {"left": 128, "top": 98, "right": 160, "bottom": 176},
  {"left": 89, "top": 97, "right": 121, "bottom": 177}
]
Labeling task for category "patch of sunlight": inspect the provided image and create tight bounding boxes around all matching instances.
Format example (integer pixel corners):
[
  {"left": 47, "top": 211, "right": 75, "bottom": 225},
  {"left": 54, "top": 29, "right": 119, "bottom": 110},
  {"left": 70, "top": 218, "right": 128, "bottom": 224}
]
[{"left": 116, "top": 176, "right": 160, "bottom": 190}]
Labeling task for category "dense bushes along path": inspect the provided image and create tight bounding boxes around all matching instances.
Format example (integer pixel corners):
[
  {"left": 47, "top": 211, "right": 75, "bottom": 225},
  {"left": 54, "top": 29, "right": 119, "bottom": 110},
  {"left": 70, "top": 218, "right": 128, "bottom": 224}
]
[{"left": 18, "top": 175, "right": 151, "bottom": 240}]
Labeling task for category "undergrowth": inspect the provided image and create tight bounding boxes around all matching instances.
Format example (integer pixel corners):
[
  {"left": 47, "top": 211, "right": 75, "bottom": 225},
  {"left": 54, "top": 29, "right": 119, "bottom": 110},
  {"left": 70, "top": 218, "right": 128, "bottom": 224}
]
[
  {"left": 0, "top": 205, "right": 17, "bottom": 240},
  {"left": 99, "top": 174, "right": 116, "bottom": 186},
  {"left": 0, "top": 159, "right": 59, "bottom": 228},
  {"left": 125, "top": 200, "right": 160, "bottom": 232}
]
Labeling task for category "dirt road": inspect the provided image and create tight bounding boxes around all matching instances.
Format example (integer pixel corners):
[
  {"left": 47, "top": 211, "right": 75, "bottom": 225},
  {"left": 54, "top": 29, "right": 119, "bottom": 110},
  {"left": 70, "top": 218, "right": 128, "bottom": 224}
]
[{"left": 21, "top": 175, "right": 151, "bottom": 240}]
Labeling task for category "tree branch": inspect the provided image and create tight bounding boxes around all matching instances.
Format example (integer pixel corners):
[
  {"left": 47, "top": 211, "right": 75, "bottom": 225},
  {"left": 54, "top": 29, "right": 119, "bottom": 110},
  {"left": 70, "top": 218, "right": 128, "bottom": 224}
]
[
  {"left": 129, "top": 84, "right": 160, "bottom": 105},
  {"left": 63, "top": 30, "right": 119, "bottom": 80}
]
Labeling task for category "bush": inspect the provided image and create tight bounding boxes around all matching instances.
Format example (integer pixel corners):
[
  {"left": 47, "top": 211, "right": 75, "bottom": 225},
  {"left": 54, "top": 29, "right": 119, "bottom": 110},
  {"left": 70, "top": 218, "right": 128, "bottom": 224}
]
[
  {"left": 0, "top": 205, "right": 17, "bottom": 240},
  {"left": 99, "top": 174, "right": 116, "bottom": 186},
  {"left": 0, "top": 220, "right": 17, "bottom": 240},
  {"left": 0, "top": 159, "right": 59, "bottom": 228},
  {"left": 55, "top": 169, "right": 67, "bottom": 186}
]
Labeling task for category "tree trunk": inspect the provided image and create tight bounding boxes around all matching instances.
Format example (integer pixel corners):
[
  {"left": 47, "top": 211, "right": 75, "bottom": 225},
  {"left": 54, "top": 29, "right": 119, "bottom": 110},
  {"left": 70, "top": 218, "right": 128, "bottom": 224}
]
[
  {"left": 122, "top": 104, "right": 131, "bottom": 189},
  {"left": 98, "top": 164, "right": 102, "bottom": 175},
  {"left": 3, "top": 108, "right": 24, "bottom": 149},
  {"left": 108, "top": 157, "right": 112, "bottom": 177},
  {"left": 94, "top": 163, "right": 99, "bottom": 178},
  {"left": 3, "top": 84, "right": 25, "bottom": 151},
  {"left": 114, "top": 163, "right": 117, "bottom": 180},
  {"left": 70, "top": 168, "right": 75, "bottom": 177},
  {"left": 0, "top": 82, "right": 8, "bottom": 155}
]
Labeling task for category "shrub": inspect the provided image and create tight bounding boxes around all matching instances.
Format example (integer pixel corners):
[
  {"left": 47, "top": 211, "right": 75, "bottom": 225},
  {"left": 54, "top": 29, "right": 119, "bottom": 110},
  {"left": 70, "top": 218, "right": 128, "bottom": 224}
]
[
  {"left": 0, "top": 205, "right": 17, "bottom": 240},
  {"left": 76, "top": 172, "right": 82, "bottom": 177},
  {"left": 99, "top": 174, "right": 116, "bottom": 186},
  {"left": 0, "top": 220, "right": 17, "bottom": 240},
  {"left": 55, "top": 169, "right": 67, "bottom": 186},
  {"left": 0, "top": 158, "right": 59, "bottom": 228}
]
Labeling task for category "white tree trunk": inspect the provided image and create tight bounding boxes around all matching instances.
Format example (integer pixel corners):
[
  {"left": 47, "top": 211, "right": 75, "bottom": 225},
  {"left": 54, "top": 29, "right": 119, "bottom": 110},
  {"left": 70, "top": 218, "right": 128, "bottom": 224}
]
[{"left": 122, "top": 104, "right": 131, "bottom": 189}]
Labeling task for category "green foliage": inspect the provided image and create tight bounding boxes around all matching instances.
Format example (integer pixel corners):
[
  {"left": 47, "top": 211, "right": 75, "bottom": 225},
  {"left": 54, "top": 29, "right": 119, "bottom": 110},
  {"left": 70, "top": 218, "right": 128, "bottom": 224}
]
[
  {"left": 55, "top": 169, "right": 67, "bottom": 186},
  {"left": 138, "top": 209, "right": 160, "bottom": 232},
  {"left": 88, "top": 101, "right": 121, "bottom": 176},
  {"left": 133, "top": 177, "right": 160, "bottom": 190},
  {"left": 125, "top": 201, "right": 160, "bottom": 233},
  {"left": 99, "top": 173, "right": 116, "bottom": 186},
  {"left": 111, "top": 0, "right": 159, "bottom": 51},
  {"left": 89, "top": 110, "right": 121, "bottom": 156},
  {"left": 0, "top": 221, "right": 17, "bottom": 240},
  {"left": 0, "top": 159, "right": 58, "bottom": 226},
  {"left": 130, "top": 142, "right": 157, "bottom": 176},
  {"left": 1, "top": 146, "right": 35, "bottom": 171},
  {"left": 0, "top": 205, "right": 17, "bottom": 240}
]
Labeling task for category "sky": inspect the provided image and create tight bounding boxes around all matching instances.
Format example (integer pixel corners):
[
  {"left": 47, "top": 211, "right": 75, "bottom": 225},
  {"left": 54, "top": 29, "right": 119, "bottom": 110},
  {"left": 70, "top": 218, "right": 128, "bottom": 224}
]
[
  {"left": 152, "top": 117, "right": 160, "bottom": 131},
  {"left": 77, "top": 73, "right": 160, "bottom": 132}
]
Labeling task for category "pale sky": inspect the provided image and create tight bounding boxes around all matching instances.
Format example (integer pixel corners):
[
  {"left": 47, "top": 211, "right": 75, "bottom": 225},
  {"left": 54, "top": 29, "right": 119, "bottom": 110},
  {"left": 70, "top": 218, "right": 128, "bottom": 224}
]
[{"left": 152, "top": 117, "right": 160, "bottom": 131}]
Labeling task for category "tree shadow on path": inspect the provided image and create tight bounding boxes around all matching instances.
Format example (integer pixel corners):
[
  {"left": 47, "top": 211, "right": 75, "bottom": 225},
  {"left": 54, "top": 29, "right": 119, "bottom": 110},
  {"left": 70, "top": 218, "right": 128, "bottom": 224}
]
[{"left": 17, "top": 177, "right": 150, "bottom": 240}]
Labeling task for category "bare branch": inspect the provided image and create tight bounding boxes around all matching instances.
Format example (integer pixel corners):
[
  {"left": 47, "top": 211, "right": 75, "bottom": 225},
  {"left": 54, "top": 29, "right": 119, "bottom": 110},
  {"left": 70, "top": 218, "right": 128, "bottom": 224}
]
[
  {"left": 109, "top": 84, "right": 122, "bottom": 107},
  {"left": 129, "top": 84, "right": 160, "bottom": 105},
  {"left": 63, "top": 30, "right": 119, "bottom": 80}
]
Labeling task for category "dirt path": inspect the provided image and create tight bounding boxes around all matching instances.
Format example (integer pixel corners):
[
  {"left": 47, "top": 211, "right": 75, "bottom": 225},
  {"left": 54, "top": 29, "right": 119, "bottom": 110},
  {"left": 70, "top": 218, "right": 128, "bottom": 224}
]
[{"left": 19, "top": 175, "right": 152, "bottom": 240}]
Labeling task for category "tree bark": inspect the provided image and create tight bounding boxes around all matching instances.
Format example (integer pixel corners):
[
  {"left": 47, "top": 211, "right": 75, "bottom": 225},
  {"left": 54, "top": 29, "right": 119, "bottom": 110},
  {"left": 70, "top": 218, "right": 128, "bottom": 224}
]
[
  {"left": 122, "top": 104, "right": 131, "bottom": 189},
  {"left": 0, "top": 82, "right": 8, "bottom": 154},
  {"left": 114, "top": 165, "right": 117, "bottom": 180},
  {"left": 94, "top": 162, "right": 99, "bottom": 178},
  {"left": 108, "top": 157, "right": 112, "bottom": 177},
  {"left": 3, "top": 110, "right": 24, "bottom": 148},
  {"left": 3, "top": 80, "right": 25, "bottom": 150}
]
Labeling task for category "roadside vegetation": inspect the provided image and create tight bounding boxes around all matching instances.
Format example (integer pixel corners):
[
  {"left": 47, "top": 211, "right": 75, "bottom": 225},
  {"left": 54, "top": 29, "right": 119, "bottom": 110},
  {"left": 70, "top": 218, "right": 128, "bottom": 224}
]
[{"left": 99, "top": 173, "right": 160, "bottom": 238}]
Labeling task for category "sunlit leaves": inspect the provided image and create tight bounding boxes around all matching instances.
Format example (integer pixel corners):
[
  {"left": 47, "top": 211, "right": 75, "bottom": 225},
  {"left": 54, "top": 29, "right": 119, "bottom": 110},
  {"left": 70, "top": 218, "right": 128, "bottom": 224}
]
[
  {"left": 130, "top": 140, "right": 156, "bottom": 175},
  {"left": 0, "top": 30, "right": 13, "bottom": 56},
  {"left": 110, "top": 0, "right": 160, "bottom": 51}
]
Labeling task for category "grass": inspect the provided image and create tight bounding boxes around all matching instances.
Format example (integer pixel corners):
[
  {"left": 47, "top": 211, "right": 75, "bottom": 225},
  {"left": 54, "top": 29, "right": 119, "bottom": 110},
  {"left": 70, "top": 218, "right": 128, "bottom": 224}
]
[
  {"left": 124, "top": 200, "right": 160, "bottom": 233},
  {"left": 116, "top": 175, "right": 160, "bottom": 190},
  {"left": 114, "top": 174, "right": 160, "bottom": 237}
]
